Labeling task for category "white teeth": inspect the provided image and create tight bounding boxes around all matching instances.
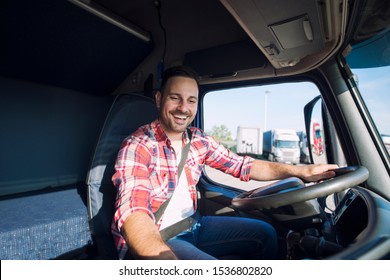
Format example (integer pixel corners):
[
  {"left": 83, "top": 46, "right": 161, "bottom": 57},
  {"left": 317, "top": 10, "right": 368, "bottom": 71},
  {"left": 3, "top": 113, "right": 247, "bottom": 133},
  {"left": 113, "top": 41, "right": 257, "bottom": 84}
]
[{"left": 175, "top": 115, "right": 187, "bottom": 120}]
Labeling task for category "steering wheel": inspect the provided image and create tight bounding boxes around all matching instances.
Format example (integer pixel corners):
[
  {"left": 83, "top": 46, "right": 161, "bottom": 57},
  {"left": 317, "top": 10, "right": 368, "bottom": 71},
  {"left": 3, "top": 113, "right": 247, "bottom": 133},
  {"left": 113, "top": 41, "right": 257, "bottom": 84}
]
[{"left": 232, "top": 166, "right": 369, "bottom": 210}]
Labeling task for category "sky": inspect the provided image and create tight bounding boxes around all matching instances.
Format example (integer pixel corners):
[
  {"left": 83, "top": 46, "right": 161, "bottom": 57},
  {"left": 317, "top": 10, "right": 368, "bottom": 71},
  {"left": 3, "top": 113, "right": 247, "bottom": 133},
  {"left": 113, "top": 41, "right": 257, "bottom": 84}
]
[{"left": 204, "top": 65, "right": 390, "bottom": 139}]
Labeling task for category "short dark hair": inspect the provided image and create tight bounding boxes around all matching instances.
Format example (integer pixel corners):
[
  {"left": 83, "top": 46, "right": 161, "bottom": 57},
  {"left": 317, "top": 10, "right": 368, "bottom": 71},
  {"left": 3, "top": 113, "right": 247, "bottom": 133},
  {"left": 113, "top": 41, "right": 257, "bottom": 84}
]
[{"left": 159, "top": 65, "right": 200, "bottom": 94}]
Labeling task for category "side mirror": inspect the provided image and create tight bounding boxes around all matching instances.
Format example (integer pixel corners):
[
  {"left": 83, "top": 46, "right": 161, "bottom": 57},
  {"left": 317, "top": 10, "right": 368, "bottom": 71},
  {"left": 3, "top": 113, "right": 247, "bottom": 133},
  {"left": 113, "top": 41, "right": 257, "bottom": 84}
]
[{"left": 304, "top": 96, "right": 327, "bottom": 164}]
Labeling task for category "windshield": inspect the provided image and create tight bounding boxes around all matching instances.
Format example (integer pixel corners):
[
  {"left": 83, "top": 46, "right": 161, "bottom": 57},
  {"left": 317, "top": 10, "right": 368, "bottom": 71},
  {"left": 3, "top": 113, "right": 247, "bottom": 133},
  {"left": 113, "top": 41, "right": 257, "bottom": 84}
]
[
  {"left": 351, "top": 66, "right": 390, "bottom": 156},
  {"left": 275, "top": 140, "right": 299, "bottom": 149},
  {"left": 347, "top": 29, "right": 390, "bottom": 156}
]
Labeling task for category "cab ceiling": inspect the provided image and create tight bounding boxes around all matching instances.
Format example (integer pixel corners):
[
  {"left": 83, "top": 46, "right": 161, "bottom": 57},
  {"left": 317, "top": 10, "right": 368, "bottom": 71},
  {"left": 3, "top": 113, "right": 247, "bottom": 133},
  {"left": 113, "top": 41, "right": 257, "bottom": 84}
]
[
  {"left": 1, "top": 0, "right": 348, "bottom": 95},
  {"left": 94, "top": 0, "right": 346, "bottom": 89}
]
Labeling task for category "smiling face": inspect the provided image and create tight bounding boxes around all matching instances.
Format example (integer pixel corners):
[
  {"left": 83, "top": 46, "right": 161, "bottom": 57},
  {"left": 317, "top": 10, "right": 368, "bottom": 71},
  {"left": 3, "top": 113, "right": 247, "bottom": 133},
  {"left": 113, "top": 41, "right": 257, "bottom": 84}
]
[{"left": 155, "top": 76, "right": 199, "bottom": 141}]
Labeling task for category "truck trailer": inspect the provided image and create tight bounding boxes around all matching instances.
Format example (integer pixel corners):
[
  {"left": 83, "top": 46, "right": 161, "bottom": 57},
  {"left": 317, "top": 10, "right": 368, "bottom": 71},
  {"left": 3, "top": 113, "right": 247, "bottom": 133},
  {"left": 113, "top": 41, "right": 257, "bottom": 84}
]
[
  {"left": 263, "top": 129, "right": 300, "bottom": 164},
  {"left": 236, "top": 126, "right": 263, "bottom": 156}
]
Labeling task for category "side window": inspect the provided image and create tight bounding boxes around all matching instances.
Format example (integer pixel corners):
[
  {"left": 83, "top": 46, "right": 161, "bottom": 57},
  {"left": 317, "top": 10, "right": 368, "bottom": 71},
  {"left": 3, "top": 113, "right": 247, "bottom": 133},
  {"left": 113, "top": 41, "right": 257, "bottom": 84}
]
[{"left": 203, "top": 82, "right": 322, "bottom": 191}]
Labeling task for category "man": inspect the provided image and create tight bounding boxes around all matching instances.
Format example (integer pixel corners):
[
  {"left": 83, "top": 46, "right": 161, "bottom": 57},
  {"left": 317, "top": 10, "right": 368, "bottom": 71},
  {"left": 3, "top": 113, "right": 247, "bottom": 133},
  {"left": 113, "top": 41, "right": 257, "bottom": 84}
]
[{"left": 111, "top": 65, "right": 338, "bottom": 260}]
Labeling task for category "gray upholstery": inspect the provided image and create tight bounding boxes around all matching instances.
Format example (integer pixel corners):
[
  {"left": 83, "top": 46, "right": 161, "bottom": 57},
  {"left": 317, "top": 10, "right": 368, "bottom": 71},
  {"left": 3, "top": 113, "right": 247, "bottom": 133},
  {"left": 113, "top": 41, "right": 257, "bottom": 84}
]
[
  {"left": 0, "top": 186, "right": 92, "bottom": 260},
  {"left": 87, "top": 94, "right": 158, "bottom": 259}
]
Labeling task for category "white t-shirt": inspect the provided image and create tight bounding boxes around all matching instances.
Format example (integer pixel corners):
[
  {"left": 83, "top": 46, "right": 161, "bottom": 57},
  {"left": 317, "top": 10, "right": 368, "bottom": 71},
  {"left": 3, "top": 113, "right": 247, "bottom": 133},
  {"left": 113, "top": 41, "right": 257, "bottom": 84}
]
[{"left": 159, "top": 149, "right": 194, "bottom": 230}]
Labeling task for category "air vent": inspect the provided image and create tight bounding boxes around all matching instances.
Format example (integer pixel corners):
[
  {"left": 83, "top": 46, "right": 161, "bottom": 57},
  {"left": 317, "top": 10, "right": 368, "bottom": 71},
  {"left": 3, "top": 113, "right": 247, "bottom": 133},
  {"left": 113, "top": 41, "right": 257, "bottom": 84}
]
[
  {"left": 220, "top": 0, "right": 330, "bottom": 68},
  {"left": 269, "top": 15, "right": 314, "bottom": 49}
]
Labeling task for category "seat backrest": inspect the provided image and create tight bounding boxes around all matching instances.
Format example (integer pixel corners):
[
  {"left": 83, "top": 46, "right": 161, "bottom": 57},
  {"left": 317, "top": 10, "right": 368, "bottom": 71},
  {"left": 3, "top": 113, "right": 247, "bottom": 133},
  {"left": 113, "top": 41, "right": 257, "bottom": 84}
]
[{"left": 87, "top": 94, "right": 157, "bottom": 259}]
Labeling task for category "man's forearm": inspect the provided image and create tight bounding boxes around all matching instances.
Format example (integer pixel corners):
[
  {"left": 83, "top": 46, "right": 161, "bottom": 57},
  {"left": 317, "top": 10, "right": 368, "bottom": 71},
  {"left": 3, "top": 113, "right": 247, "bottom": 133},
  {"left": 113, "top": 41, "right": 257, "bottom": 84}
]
[
  {"left": 249, "top": 159, "right": 338, "bottom": 182},
  {"left": 121, "top": 212, "right": 178, "bottom": 260},
  {"left": 249, "top": 160, "right": 297, "bottom": 181}
]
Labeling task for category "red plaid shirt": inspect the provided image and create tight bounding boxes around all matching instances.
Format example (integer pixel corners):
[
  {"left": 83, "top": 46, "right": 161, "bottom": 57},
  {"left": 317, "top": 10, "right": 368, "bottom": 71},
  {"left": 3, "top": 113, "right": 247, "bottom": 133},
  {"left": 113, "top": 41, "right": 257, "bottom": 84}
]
[{"left": 111, "top": 119, "right": 254, "bottom": 259}]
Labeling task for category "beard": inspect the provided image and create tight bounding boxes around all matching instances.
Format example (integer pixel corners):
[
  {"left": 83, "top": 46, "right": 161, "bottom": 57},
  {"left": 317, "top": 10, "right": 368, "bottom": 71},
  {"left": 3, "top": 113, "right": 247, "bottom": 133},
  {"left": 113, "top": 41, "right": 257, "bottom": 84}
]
[{"left": 159, "top": 110, "right": 194, "bottom": 136}]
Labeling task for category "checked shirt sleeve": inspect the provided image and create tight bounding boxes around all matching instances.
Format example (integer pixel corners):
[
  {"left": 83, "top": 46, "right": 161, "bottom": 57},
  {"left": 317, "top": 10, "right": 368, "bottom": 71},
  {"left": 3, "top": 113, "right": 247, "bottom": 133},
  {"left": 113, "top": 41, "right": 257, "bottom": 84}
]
[
  {"left": 112, "top": 135, "right": 155, "bottom": 233},
  {"left": 203, "top": 134, "right": 255, "bottom": 181}
]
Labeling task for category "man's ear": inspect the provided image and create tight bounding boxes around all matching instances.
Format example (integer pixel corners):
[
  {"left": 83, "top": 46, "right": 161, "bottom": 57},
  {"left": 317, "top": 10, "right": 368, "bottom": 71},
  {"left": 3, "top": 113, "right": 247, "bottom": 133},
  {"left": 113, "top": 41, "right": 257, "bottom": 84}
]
[{"left": 155, "top": 90, "right": 162, "bottom": 109}]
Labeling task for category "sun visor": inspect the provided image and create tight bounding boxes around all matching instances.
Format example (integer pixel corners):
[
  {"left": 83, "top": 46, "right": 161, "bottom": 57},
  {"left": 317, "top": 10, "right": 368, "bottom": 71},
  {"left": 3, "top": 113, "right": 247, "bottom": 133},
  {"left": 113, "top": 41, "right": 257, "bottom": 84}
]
[
  {"left": 184, "top": 40, "right": 267, "bottom": 78},
  {"left": 347, "top": 29, "right": 390, "bottom": 68}
]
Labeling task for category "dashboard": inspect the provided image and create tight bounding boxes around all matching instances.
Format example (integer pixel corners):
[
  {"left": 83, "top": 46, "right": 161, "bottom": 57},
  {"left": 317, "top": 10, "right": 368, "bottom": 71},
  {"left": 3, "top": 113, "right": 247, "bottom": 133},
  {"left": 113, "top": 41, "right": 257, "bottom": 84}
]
[
  {"left": 332, "top": 189, "right": 368, "bottom": 246},
  {"left": 329, "top": 187, "right": 390, "bottom": 259}
]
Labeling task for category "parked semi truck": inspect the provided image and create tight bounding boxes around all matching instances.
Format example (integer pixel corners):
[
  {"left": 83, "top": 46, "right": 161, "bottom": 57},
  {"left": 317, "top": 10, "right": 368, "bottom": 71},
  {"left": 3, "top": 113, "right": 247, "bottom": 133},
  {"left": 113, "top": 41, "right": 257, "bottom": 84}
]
[
  {"left": 263, "top": 129, "right": 300, "bottom": 164},
  {"left": 236, "top": 126, "right": 263, "bottom": 156},
  {"left": 311, "top": 120, "right": 324, "bottom": 155}
]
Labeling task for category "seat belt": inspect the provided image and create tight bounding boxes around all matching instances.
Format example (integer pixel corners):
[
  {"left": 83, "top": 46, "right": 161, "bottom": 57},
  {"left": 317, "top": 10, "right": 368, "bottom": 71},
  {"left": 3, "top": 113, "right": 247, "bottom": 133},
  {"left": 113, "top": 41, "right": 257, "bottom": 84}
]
[
  {"left": 154, "top": 129, "right": 196, "bottom": 240},
  {"left": 159, "top": 212, "right": 199, "bottom": 241}
]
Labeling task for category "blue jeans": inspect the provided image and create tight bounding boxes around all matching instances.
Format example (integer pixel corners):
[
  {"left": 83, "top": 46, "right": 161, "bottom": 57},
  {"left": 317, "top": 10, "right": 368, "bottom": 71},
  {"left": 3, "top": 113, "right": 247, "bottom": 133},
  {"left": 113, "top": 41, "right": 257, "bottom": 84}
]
[{"left": 167, "top": 216, "right": 277, "bottom": 260}]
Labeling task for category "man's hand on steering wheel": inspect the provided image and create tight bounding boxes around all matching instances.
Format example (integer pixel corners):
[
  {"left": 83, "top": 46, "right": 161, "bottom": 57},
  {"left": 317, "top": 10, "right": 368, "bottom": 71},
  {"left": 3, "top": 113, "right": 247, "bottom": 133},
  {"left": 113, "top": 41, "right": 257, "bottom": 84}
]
[
  {"left": 297, "top": 164, "right": 339, "bottom": 183},
  {"left": 233, "top": 165, "right": 369, "bottom": 210}
]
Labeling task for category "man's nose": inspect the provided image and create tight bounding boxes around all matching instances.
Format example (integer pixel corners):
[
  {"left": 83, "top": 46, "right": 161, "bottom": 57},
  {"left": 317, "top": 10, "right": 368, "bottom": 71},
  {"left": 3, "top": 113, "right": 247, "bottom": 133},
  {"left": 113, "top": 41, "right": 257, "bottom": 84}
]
[{"left": 177, "top": 100, "right": 190, "bottom": 112}]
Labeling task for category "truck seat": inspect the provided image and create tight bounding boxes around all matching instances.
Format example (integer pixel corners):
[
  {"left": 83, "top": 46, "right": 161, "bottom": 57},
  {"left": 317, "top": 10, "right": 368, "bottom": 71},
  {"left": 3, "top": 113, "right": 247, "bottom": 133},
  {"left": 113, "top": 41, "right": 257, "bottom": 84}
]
[{"left": 86, "top": 93, "right": 157, "bottom": 259}]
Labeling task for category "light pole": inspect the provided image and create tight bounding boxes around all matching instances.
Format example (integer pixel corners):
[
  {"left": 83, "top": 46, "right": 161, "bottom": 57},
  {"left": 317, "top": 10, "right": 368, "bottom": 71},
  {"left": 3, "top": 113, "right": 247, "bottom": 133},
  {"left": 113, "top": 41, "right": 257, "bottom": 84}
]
[{"left": 264, "top": 90, "right": 270, "bottom": 131}]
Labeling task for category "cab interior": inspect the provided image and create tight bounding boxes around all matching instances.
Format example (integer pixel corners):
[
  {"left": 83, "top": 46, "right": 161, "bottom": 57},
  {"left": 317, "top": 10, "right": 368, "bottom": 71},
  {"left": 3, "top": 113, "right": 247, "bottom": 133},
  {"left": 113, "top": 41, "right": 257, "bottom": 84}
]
[{"left": 1, "top": 0, "right": 390, "bottom": 260}]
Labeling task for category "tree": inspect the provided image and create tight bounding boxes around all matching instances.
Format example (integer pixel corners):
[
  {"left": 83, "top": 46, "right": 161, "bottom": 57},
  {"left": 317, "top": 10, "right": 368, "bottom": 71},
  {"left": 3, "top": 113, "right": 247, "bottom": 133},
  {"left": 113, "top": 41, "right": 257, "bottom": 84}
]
[{"left": 206, "top": 125, "right": 233, "bottom": 142}]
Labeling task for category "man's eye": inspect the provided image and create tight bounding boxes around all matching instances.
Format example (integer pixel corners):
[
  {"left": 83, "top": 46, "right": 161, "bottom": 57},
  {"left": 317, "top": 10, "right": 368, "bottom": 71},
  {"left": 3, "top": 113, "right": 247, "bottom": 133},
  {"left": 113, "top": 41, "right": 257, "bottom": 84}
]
[{"left": 189, "top": 98, "right": 198, "bottom": 103}]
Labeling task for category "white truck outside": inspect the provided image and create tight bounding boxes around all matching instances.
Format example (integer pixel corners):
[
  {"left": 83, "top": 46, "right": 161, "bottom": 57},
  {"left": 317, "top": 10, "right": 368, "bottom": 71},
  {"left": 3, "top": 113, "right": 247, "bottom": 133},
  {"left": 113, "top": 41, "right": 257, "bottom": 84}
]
[
  {"left": 236, "top": 126, "right": 263, "bottom": 156},
  {"left": 263, "top": 129, "right": 300, "bottom": 164}
]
